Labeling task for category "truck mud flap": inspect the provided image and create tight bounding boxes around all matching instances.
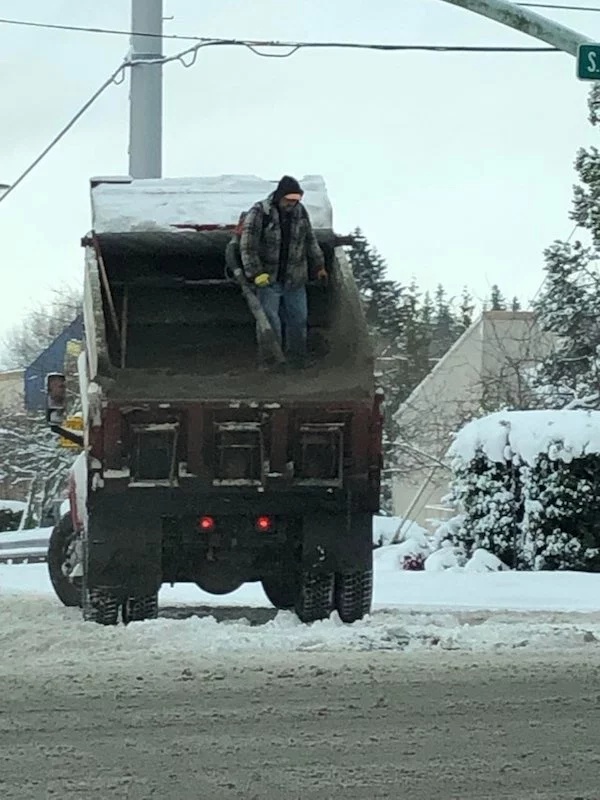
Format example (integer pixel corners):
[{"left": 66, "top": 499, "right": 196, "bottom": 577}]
[
  {"left": 86, "top": 511, "right": 162, "bottom": 599},
  {"left": 301, "top": 511, "right": 372, "bottom": 573}
]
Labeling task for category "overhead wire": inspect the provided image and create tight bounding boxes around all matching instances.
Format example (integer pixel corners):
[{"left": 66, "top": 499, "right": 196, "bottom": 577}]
[
  {"left": 0, "top": 16, "right": 562, "bottom": 51},
  {"left": 0, "top": 3, "right": 593, "bottom": 206}
]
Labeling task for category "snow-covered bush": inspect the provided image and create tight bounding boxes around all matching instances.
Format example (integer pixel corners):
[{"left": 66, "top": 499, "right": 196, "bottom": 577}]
[
  {"left": 0, "top": 501, "right": 25, "bottom": 532},
  {"left": 521, "top": 455, "right": 600, "bottom": 571},
  {"left": 424, "top": 541, "right": 465, "bottom": 571},
  {"left": 372, "top": 515, "right": 430, "bottom": 548},
  {"left": 463, "top": 548, "right": 510, "bottom": 572},
  {"left": 392, "top": 532, "right": 431, "bottom": 570},
  {"left": 0, "top": 412, "right": 76, "bottom": 527},
  {"left": 444, "top": 410, "right": 600, "bottom": 572},
  {"left": 446, "top": 453, "right": 519, "bottom": 567}
]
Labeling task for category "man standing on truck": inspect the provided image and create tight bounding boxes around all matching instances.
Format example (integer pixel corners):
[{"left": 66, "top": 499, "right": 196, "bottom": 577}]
[{"left": 239, "top": 175, "right": 327, "bottom": 369}]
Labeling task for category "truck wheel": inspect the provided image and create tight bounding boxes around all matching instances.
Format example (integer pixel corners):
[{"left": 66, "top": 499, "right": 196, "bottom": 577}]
[
  {"left": 261, "top": 575, "right": 296, "bottom": 610},
  {"left": 83, "top": 588, "right": 119, "bottom": 626},
  {"left": 122, "top": 593, "right": 159, "bottom": 624},
  {"left": 47, "top": 514, "right": 82, "bottom": 608},
  {"left": 334, "top": 569, "right": 373, "bottom": 623},
  {"left": 294, "top": 571, "right": 334, "bottom": 623}
]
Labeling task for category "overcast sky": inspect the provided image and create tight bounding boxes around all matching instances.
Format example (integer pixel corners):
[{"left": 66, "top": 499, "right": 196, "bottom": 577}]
[{"left": 0, "top": 0, "right": 598, "bottom": 344}]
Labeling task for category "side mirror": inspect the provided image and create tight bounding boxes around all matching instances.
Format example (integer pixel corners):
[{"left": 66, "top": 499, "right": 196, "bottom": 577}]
[{"left": 46, "top": 372, "right": 67, "bottom": 424}]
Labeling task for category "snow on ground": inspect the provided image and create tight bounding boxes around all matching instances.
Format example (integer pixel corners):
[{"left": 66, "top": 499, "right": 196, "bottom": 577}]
[{"left": 1, "top": 546, "right": 600, "bottom": 664}]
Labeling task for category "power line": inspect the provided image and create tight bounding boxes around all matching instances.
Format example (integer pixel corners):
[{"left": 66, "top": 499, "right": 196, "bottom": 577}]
[
  {"left": 0, "top": 16, "right": 560, "bottom": 51},
  {"left": 0, "top": 16, "right": 201, "bottom": 41},
  {"left": 0, "top": 11, "right": 579, "bottom": 208}
]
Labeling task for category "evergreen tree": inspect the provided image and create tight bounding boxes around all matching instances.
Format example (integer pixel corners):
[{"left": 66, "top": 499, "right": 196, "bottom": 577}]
[
  {"left": 430, "top": 285, "right": 455, "bottom": 359},
  {"left": 420, "top": 291, "right": 435, "bottom": 332},
  {"left": 533, "top": 85, "right": 600, "bottom": 408},
  {"left": 395, "top": 279, "right": 431, "bottom": 400},
  {"left": 489, "top": 284, "right": 507, "bottom": 311},
  {"left": 348, "top": 229, "right": 406, "bottom": 510},
  {"left": 511, "top": 296, "right": 521, "bottom": 312},
  {"left": 348, "top": 229, "right": 405, "bottom": 341},
  {"left": 458, "top": 287, "right": 475, "bottom": 332}
]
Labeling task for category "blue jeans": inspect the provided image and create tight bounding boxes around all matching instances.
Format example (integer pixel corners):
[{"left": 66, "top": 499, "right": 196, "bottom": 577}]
[{"left": 256, "top": 283, "right": 307, "bottom": 360}]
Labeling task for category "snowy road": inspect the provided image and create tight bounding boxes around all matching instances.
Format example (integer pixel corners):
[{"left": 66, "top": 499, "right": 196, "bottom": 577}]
[
  {"left": 2, "top": 557, "right": 600, "bottom": 798},
  {"left": 1, "top": 645, "right": 599, "bottom": 799}
]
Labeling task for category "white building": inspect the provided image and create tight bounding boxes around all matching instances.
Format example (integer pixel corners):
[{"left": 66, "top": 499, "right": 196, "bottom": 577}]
[
  {"left": 0, "top": 369, "right": 23, "bottom": 411},
  {"left": 391, "top": 311, "right": 554, "bottom": 530}
]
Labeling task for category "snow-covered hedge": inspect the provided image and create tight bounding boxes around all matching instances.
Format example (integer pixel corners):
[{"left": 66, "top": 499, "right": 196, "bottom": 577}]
[
  {"left": 446, "top": 410, "right": 600, "bottom": 571},
  {"left": 447, "top": 454, "right": 518, "bottom": 567},
  {"left": 0, "top": 500, "right": 25, "bottom": 532}
]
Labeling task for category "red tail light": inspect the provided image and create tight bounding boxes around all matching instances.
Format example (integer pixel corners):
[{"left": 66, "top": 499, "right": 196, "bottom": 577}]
[
  {"left": 198, "top": 515, "right": 215, "bottom": 532},
  {"left": 255, "top": 515, "right": 273, "bottom": 533}
]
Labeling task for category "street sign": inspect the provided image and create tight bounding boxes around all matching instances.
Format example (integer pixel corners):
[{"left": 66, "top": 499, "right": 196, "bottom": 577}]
[{"left": 577, "top": 44, "right": 600, "bottom": 81}]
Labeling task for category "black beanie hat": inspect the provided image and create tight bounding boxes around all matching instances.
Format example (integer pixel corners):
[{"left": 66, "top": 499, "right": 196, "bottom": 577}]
[{"left": 273, "top": 175, "right": 303, "bottom": 202}]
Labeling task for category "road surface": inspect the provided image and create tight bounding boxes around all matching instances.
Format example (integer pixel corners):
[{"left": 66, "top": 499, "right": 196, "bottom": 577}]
[{"left": 0, "top": 636, "right": 598, "bottom": 799}]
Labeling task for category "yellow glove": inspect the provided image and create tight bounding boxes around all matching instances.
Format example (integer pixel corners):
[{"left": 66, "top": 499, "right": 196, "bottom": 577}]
[{"left": 254, "top": 273, "right": 270, "bottom": 287}]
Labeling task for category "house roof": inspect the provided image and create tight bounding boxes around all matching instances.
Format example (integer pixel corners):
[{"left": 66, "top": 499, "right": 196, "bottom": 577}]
[{"left": 392, "top": 310, "right": 542, "bottom": 423}]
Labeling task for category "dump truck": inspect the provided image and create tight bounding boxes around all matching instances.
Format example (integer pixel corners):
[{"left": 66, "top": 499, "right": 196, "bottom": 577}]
[{"left": 46, "top": 175, "right": 383, "bottom": 625}]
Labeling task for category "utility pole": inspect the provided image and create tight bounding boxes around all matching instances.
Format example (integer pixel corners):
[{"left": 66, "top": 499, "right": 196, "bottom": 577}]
[
  {"left": 129, "top": 0, "right": 163, "bottom": 179},
  {"left": 439, "top": 0, "right": 592, "bottom": 55}
]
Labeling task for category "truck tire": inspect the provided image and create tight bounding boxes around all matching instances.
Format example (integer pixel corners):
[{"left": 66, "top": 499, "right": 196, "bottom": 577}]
[
  {"left": 122, "top": 593, "right": 159, "bottom": 624},
  {"left": 261, "top": 575, "right": 296, "bottom": 610},
  {"left": 334, "top": 568, "right": 373, "bottom": 623},
  {"left": 83, "top": 588, "right": 119, "bottom": 626},
  {"left": 47, "top": 514, "right": 82, "bottom": 608},
  {"left": 294, "top": 571, "right": 334, "bottom": 623}
]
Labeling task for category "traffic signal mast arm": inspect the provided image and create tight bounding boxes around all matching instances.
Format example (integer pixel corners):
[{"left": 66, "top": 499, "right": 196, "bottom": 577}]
[{"left": 438, "top": 0, "right": 593, "bottom": 55}]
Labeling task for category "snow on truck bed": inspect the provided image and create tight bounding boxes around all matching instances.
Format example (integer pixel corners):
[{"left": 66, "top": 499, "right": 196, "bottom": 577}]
[{"left": 91, "top": 175, "right": 334, "bottom": 234}]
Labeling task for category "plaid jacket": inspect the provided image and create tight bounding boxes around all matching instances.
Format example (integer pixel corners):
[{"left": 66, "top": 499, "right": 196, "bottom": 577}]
[{"left": 239, "top": 194, "right": 324, "bottom": 289}]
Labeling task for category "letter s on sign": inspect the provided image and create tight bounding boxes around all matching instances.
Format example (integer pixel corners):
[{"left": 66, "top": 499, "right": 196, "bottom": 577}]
[{"left": 588, "top": 52, "right": 598, "bottom": 73}]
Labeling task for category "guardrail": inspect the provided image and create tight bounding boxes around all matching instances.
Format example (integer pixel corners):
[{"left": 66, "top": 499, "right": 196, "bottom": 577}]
[{"left": 0, "top": 530, "right": 51, "bottom": 565}]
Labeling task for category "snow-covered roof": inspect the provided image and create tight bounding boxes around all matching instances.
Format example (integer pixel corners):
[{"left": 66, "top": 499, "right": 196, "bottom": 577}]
[
  {"left": 91, "top": 175, "right": 333, "bottom": 234},
  {"left": 449, "top": 409, "right": 600, "bottom": 466}
]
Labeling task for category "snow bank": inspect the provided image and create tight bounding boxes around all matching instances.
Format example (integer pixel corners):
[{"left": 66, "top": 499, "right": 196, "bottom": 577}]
[
  {"left": 372, "top": 515, "right": 429, "bottom": 546},
  {"left": 373, "top": 546, "right": 600, "bottom": 612},
  {"left": 1, "top": 586, "right": 599, "bottom": 670},
  {"left": 91, "top": 175, "right": 334, "bottom": 234},
  {"left": 4, "top": 550, "right": 600, "bottom": 614},
  {"left": 449, "top": 409, "right": 600, "bottom": 465},
  {"left": 0, "top": 500, "right": 26, "bottom": 513},
  {"left": 1, "top": 553, "right": 600, "bottom": 664}
]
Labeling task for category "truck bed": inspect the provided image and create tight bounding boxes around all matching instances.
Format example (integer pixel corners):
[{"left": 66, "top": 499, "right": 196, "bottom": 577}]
[
  {"left": 84, "top": 176, "right": 373, "bottom": 405},
  {"left": 99, "top": 359, "right": 373, "bottom": 403}
]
